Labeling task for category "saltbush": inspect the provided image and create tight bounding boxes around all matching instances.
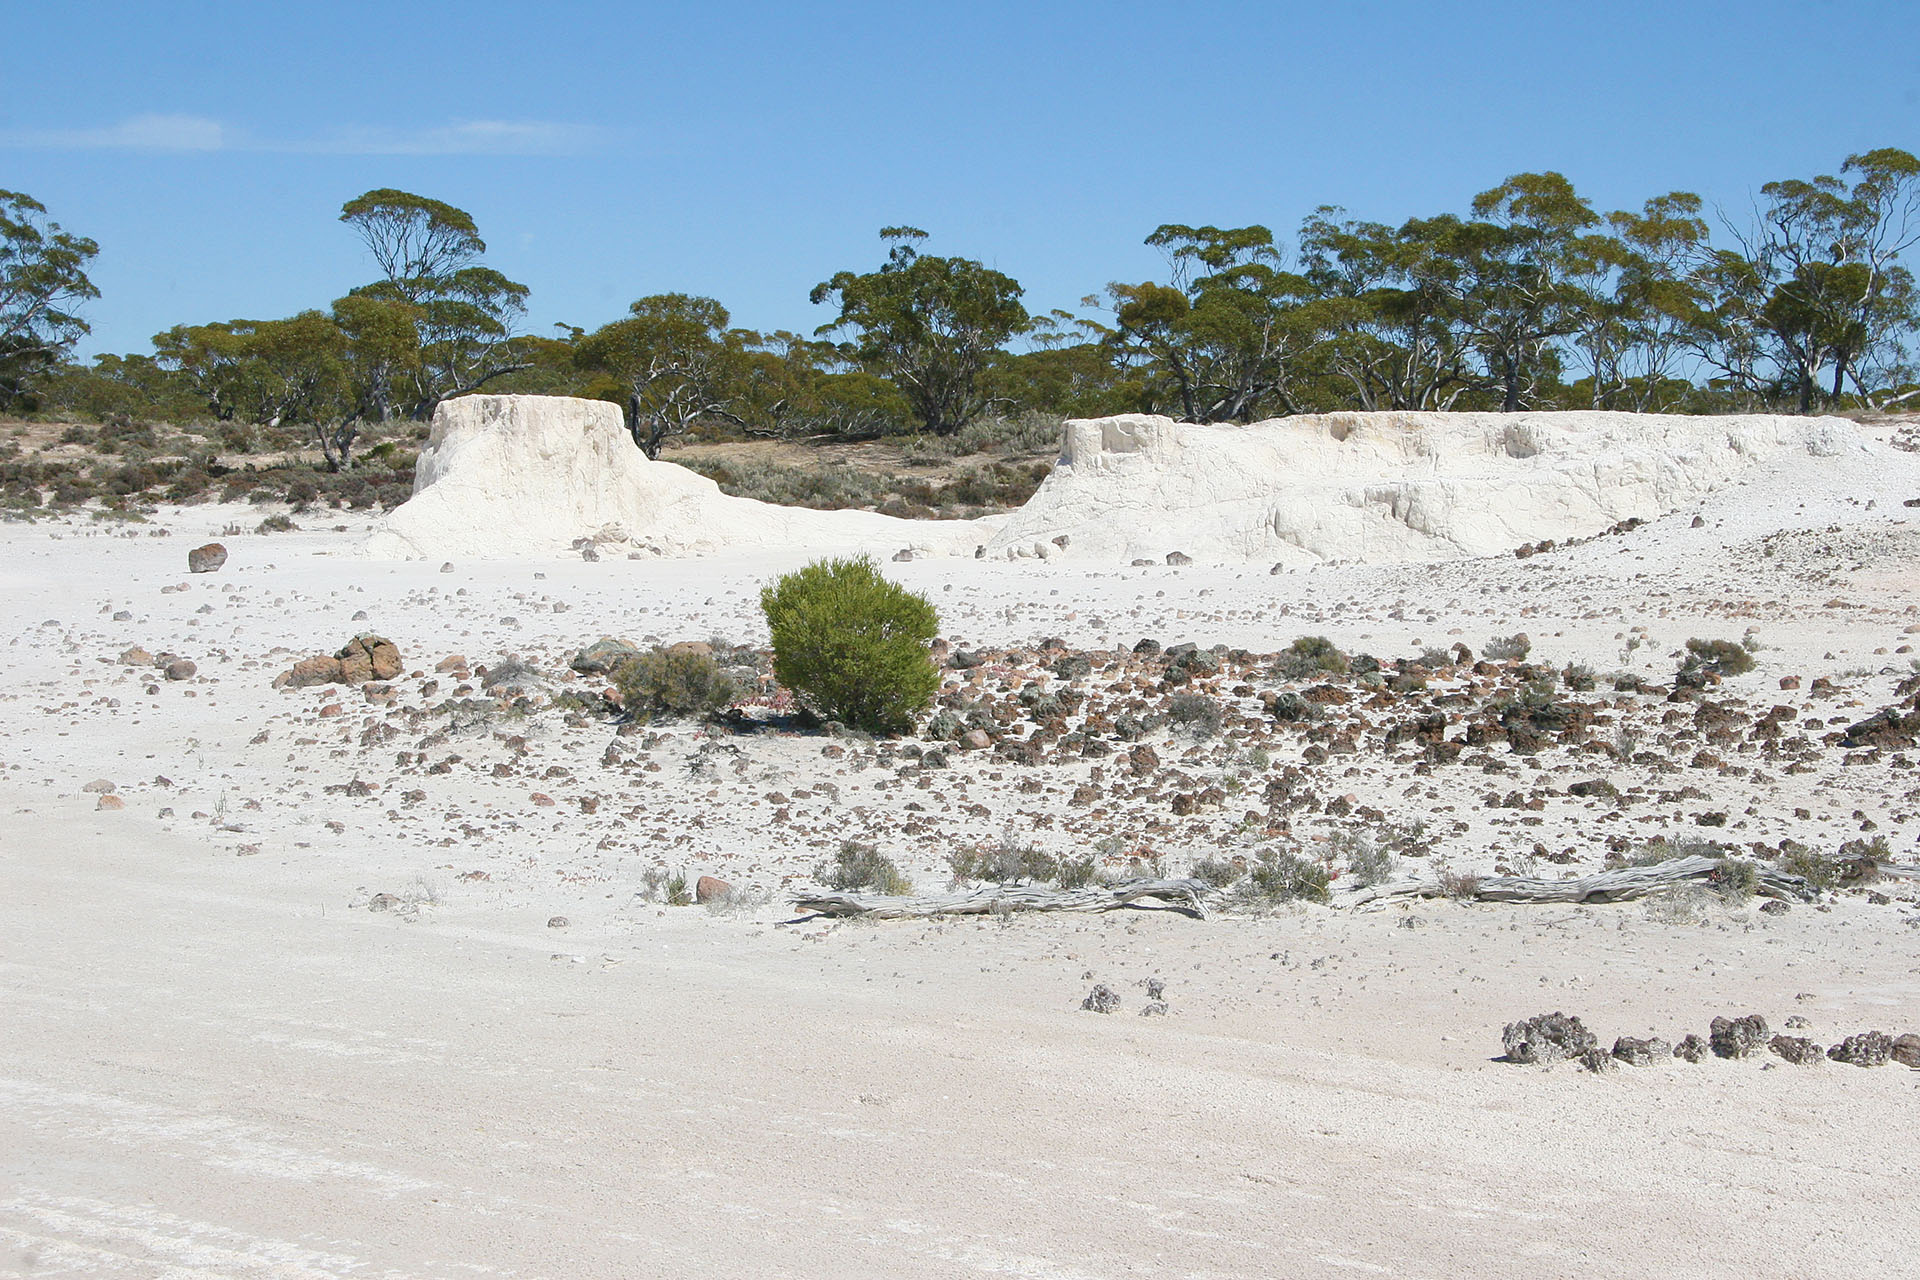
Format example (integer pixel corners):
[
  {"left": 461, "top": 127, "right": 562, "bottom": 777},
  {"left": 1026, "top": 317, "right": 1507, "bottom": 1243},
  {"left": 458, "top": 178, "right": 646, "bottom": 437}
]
[
  {"left": 760, "top": 555, "right": 939, "bottom": 735},
  {"left": 1272, "top": 635, "right": 1348, "bottom": 679},
  {"left": 611, "top": 646, "right": 739, "bottom": 721},
  {"left": 818, "top": 841, "right": 913, "bottom": 895}
]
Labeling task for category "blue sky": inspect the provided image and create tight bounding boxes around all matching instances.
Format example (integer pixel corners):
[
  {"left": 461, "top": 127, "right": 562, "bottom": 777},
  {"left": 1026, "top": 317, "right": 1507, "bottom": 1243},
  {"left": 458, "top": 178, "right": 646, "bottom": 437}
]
[{"left": 7, "top": 0, "right": 1917, "bottom": 358}]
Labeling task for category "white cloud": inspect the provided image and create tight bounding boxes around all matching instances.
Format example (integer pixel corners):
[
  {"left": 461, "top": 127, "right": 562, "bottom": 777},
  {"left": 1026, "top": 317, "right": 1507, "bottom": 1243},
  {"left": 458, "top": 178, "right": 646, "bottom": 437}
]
[
  {"left": 0, "top": 114, "right": 598, "bottom": 156},
  {"left": 310, "top": 120, "right": 599, "bottom": 156},
  {"left": 0, "top": 113, "right": 232, "bottom": 151}
]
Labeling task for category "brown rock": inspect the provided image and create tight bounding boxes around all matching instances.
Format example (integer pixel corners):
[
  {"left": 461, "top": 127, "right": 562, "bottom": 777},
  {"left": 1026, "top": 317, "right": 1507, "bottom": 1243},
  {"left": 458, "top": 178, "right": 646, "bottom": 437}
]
[
  {"left": 1127, "top": 744, "right": 1160, "bottom": 777},
  {"left": 960, "top": 729, "right": 992, "bottom": 750},
  {"left": 317, "top": 702, "right": 344, "bottom": 718},
  {"left": 336, "top": 635, "right": 402, "bottom": 683},
  {"left": 695, "top": 875, "right": 733, "bottom": 904},
  {"left": 288, "top": 656, "right": 343, "bottom": 687},
  {"left": 1892, "top": 1033, "right": 1920, "bottom": 1068},
  {"left": 95, "top": 794, "right": 124, "bottom": 810},
  {"left": 530, "top": 793, "right": 556, "bottom": 807},
  {"left": 187, "top": 542, "right": 228, "bottom": 573},
  {"left": 119, "top": 646, "right": 155, "bottom": 666},
  {"left": 435, "top": 654, "right": 468, "bottom": 673}
]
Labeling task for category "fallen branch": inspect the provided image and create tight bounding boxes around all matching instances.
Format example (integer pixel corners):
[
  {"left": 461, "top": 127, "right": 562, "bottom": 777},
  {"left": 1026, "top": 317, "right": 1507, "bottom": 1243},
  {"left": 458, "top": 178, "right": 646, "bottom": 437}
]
[
  {"left": 793, "top": 877, "right": 1211, "bottom": 920},
  {"left": 1337, "top": 855, "right": 1817, "bottom": 908}
]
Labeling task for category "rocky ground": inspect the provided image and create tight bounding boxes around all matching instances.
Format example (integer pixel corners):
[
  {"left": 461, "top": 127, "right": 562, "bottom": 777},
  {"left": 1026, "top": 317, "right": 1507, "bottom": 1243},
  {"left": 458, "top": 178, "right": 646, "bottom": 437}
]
[{"left": 3, "top": 429, "right": 1919, "bottom": 1276}]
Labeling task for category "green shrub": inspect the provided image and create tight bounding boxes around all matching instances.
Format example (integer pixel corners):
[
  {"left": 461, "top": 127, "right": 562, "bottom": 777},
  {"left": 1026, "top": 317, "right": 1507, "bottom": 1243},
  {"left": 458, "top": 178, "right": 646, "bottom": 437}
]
[
  {"left": 1775, "top": 841, "right": 1837, "bottom": 891},
  {"left": 1710, "top": 857, "right": 1759, "bottom": 902},
  {"left": 611, "top": 646, "right": 739, "bottom": 721},
  {"left": 1677, "top": 637, "right": 1756, "bottom": 687},
  {"left": 1242, "top": 849, "right": 1330, "bottom": 904},
  {"left": 817, "top": 841, "right": 913, "bottom": 895},
  {"left": 760, "top": 555, "right": 939, "bottom": 735},
  {"left": 1167, "top": 691, "right": 1223, "bottom": 737},
  {"left": 1273, "top": 635, "right": 1348, "bottom": 679},
  {"left": 1484, "top": 633, "right": 1531, "bottom": 662}
]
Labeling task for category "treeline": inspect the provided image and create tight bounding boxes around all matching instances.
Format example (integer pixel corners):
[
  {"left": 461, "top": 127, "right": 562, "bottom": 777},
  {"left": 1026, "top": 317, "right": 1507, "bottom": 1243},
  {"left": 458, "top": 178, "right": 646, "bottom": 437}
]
[{"left": 6, "top": 148, "right": 1919, "bottom": 471}]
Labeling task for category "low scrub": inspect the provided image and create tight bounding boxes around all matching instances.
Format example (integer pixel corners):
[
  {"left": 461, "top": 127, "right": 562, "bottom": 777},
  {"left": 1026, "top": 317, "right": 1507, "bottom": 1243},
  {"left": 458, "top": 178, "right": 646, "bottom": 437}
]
[
  {"left": 610, "top": 646, "right": 739, "bottom": 721},
  {"left": 817, "top": 841, "right": 913, "bottom": 895}
]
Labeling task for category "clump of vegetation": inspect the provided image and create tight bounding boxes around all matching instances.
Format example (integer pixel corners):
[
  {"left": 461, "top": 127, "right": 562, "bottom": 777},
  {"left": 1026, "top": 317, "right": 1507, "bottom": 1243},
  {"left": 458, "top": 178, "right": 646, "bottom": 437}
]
[
  {"left": 1775, "top": 841, "right": 1839, "bottom": 891},
  {"left": 1437, "top": 867, "right": 1483, "bottom": 899},
  {"left": 948, "top": 835, "right": 1094, "bottom": 888},
  {"left": 1166, "top": 691, "right": 1223, "bottom": 737},
  {"left": 1272, "top": 635, "right": 1348, "bottom": 680},
  {"left": 761, "top": 555, "right": 939, "bottom": 735},
  {"left": 1561, "top": 662, "right": 1596, "bottom": 692},
  {"left": 638, "top": 867, "right": 693, "bottom": 906},
  {"left": 1709, "top": 857, "right": 1760, "bottom": 902},
  {"left": 610, "top": 646, "right": 739, "bottom": 721},
  {"left": 1188, "top": 855, "right": 1244, "bottom": 888},
  {"left": 1329, "top": 829, "right": 1396, "bottom": 887},
  {"left": 816, "top": 840, "right": 913, "bottom": 895},
  {"left": 1238, "top": 848, "right": 1330, "bottom": 905},
  {"left": 1676, "top": 637, "right": 1756, "bottom": 687},
  {"left": 1484, "top": 633, "right": 1531, "bottom": 662}
]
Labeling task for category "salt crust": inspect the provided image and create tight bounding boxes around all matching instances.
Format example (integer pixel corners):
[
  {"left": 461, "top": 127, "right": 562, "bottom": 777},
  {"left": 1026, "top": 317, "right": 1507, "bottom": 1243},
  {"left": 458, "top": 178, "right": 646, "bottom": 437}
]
[{"left": 368, "top": 395, "right": 1896, "bottom": 565}]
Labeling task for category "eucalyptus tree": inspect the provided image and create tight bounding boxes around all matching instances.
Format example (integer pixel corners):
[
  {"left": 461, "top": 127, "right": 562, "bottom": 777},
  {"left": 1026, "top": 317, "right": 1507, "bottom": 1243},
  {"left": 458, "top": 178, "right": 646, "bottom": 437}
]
[
  {"left": 1456, "top": 172, "right": 1604, "bottom": 410},
  {"left": 1101, "top": 224, "right": 1321, "bottom": 422},
  {"left": 810, "top": 228, "right": 1030, "bottom": 435},
  {"left": 339, "top": 189, "right": 532, "bottom": 416},
  {"left": 1743, "top": 149, "right": 1920, "bottom": 410},
  {"left": 0, "top": 190, "right": 98, "bottom": 407},
  {"left": 574, "top": 293, "right": 747, "bottom": 458},
  {"left": 1297, "top": 210, "right": 1476, "bottom": 410}
]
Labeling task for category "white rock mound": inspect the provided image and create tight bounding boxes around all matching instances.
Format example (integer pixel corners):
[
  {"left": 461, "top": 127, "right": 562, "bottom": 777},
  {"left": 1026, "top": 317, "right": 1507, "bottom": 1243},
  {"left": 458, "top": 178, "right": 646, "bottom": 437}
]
[
  {"left": 365, "top": 395, "right": 996, "bottom": 560},
  {"left": 984, "top": 410, "right": 1892, "bottom": 565}
]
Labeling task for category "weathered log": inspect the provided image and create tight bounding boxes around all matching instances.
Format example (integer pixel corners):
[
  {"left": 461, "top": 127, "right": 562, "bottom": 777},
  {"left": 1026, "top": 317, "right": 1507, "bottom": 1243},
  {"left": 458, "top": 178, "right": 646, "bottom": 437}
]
[
  {"left": 1336, "top": 855, "right": 1818, "bottom": 908},
  {"left": 793, "top": 877, "right": 1210, "bottom": 920}
]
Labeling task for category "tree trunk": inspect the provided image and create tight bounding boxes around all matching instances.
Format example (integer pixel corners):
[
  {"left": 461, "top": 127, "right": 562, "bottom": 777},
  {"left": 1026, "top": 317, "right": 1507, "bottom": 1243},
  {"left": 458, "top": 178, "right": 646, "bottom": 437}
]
[{"left": 793, "top": 878, "right": 1210, "bottom": 921}]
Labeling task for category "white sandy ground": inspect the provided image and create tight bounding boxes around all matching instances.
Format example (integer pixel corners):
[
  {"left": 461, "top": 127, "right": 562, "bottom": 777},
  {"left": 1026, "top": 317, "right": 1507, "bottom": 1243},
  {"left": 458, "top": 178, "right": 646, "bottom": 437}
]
[{"left": 2, "top": 419, "right": 1920, "bottom": 1276}]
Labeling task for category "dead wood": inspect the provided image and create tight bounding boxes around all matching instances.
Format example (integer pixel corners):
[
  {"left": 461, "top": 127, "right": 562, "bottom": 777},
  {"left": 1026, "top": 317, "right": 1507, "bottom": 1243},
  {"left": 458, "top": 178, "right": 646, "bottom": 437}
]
[{"left": 793, "top": 877, "right": 1211, "bottom": 920}]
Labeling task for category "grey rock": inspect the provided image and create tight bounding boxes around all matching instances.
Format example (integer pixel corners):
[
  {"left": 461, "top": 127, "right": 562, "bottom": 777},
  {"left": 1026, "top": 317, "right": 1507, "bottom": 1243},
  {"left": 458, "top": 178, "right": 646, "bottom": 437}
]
[
  {"left": 1768, "top": 1035, "right": 1825, "bottom": 1065},
  {"left": 1502, "top": 1011, "right": 1597, "bottom": 1065},
  {"left": 1827, "top": 1031, "right": 1894, "bottom": 1067},
  {"left": 1673, "top": 1034, "right": 1710, "bottom": 1063},
  {"left": 1710, "top": 1014, "right": 1769, "bottom": 1058},
  {"left": 1611, "top": 1036, "right": 1672, "bottom": 1066},
  {"left": 187, "top": 543, "right": 227, "bottom": 573},
  {"left": 1082, "top": 984, "right": 1121, "bottom": 1014}
]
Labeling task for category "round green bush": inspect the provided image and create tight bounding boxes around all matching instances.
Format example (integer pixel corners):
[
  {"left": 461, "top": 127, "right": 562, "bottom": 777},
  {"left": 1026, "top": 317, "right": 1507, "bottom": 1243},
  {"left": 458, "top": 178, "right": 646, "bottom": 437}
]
[
  {"left": 611, "top": 646, "right": 739, "bottom": 721},
  {"left": 760, "top": 555, "right": 939, "bottom": 735}
]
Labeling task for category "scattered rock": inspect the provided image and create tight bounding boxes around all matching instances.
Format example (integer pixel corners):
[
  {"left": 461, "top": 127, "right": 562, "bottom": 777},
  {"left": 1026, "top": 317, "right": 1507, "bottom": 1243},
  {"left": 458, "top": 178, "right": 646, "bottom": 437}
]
[
  {"left": 1502, "top": 1011, "right": 1597, "bottom": 1065},
  {"left": 547, "top": 916, "right": 570, "bottom": 929},
  {"left": 1827, "top": 1030, "right": 1895, "bottom": 1067},
  {"left": 1082, "top": 984, "right": 1122, "bottom": 1014},
  {"left": 1164, "top": 551, "right": 1192, "bottom": 567},
  {"left": 1768, "top": 1035, "right": 1825, "bottom": 1065},
  {"left": 1673, "top": 1034, "right": 1710, "bottom": 1063},
  {"left": 287, "top": 656, "right": 343, "bottom": 687},
  {"left": 1577, "top": 1047, "right": 1614, "bottom": 1073},
  {"left": 435, "top": 654, "right": 468, "bottom": 672},
  {"left": 1139, "top": 1002, "right": 1168, "bottom": 1017},
  {"left": 1611, "top": 1036, "right": 1671, "bottom": 1066},
  {"left": 81, "top": 778, "right": 116, "bottom": 793},
  {"left": 187, "top": 543, "right": 228, "bottom": 573},
  {"left": 959, "top": 729, "right": 991, "bottom": 750},
  {"left": 367, "top": 892, "right": 400, "bottom": 912},
  {"left": 1759, "top": 899, "right": 1790, "bottom": 915},
  {"left": 95, "top": 794, "right": 124, "bottom": 811},
  {"left": 1710, "top": 1013, "right": 1769, "bottom": 1058},
  {"left": 569, "top": 637, "right": 638, "bottom": 675},
  {"left": 1892, "top": 1033, "right": 1920, "bottom": 1068},
  {"left": 695, "top": 875, "right": 733, "bottom": 904},
  {"left": 163, "top": 658, "right": 197, "bottom": 681},
  {"left": 336, "top": 635, "right": 402, "bottom": 684},
  {"left": 118, "top": 646, "right": 154, "bottom": 666}
]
